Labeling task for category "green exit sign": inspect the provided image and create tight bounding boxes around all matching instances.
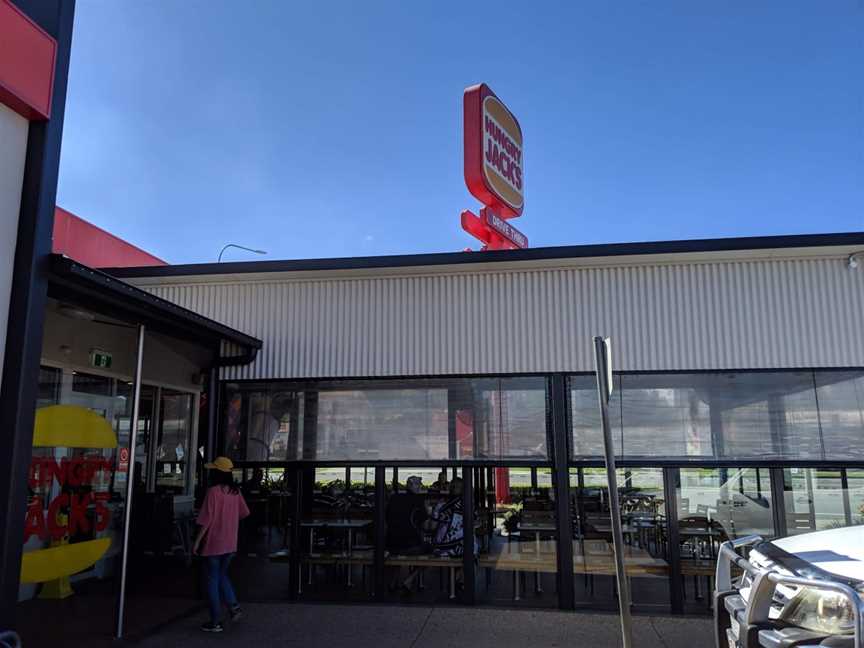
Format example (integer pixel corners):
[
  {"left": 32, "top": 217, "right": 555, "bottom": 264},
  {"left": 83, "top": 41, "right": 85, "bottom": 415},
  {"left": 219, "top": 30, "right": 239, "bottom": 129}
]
[{"left": 89, "top": 349, "right": 112, "bottom": 369}]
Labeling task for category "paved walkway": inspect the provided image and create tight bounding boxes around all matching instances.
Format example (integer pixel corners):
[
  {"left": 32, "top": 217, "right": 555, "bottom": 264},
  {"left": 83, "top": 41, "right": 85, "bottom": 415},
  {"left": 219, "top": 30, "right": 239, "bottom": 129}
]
[{"left": 131, "top": 603, "right": 713, "bottom": 647}]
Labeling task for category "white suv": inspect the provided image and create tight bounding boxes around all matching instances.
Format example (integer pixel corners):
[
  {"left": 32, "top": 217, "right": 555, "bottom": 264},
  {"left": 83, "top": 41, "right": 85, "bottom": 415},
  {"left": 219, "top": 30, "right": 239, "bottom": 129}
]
[{"left": 715, "top": 527, "right": 864, "bottom": 648}]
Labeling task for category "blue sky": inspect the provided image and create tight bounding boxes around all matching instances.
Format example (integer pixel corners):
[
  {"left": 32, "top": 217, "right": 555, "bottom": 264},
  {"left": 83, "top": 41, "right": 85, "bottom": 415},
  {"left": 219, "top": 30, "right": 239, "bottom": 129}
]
[{"left": 57, "top": 1, "right": 863, "bottom": 264}]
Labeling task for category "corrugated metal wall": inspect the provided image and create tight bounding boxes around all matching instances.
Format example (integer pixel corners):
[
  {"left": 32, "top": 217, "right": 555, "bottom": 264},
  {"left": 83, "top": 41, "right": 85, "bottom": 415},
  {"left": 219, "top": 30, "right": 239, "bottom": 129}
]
[{"left": 140, "top": 255, "right": 864, "bottom": 380}]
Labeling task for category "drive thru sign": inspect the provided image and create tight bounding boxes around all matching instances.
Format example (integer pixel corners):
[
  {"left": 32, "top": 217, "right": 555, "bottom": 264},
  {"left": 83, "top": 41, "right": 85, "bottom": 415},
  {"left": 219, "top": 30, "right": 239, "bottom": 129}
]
[{"left": 461, "top": 83, "right": 528, "bottom": 250}]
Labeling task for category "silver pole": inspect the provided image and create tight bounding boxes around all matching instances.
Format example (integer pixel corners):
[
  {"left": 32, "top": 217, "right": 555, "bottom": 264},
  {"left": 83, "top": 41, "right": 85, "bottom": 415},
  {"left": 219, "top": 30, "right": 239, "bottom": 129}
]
[
  {"left": 593, "top": 336, "right": 633, "bottom": 648},
  {"left": 115, "top": 324, "right": 145, "bottom": 639}
]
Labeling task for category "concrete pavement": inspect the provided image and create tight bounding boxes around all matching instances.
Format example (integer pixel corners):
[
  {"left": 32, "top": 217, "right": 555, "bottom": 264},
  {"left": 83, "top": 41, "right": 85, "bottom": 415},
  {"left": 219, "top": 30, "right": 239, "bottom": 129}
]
[{"left": 131, "top": 603, "right": 714, "bottom": 647}]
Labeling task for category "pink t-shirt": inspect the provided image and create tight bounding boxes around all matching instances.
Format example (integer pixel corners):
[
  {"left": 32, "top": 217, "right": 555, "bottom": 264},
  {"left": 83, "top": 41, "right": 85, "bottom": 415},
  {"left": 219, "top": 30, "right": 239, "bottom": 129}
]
[{"left": 196, "top": 485, "right": 250, "bottom": 556}]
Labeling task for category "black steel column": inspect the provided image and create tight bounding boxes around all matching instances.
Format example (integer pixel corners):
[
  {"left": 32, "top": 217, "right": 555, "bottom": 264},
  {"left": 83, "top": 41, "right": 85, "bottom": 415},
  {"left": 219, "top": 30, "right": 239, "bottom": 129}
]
[
  {"left": 301, "top": 392, "right": 318, "bottom": 460},
  {"left": 551, "top": 374, "right": 575, "bottom": 610},
  {"left": 709, "top": 398, "right": 725, "bottom": 459},
  {"left": 447, "top": 388, "right": 458, "bottom": 459},
  {"left": 374, "top": 466, "right": 386, "bottom": 597},
  {"left": 663, "top": 467, "right": 683, "bottom": 614},
  {"left": 769, "top": 468, "right": 788, "bottom": 538},
  {"left": 288, "top": 467, "right": 303, "bottom": 600},
  {"left": 206, "top": 367, "right": 219, "bottom": 462},
  {"left": 0, "top": 0, "right": 75, "bottom": 628},
  {"left": 841, "top": 469, "right": 852, "bottom": 527},
  {"left": 287, "top": 392, "right": 300, "bottom": 461},
  {"left": 462, "top": 467, "right": 475, "bottom": 604},
  {"left": 202, "top": 366, "right": 219, "bottom": 493}
]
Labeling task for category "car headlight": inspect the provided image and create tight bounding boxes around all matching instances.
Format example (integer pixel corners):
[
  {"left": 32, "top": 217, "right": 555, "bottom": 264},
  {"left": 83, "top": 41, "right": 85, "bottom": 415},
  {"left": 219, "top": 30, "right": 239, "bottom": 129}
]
[{"left": 778, "top": 587, "right": 857, "bottom": 635}]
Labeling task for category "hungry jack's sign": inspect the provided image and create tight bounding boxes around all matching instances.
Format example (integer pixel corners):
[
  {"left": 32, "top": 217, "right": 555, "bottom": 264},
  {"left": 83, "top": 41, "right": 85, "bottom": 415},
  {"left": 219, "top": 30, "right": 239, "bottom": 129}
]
[{"left": 462, "top": 83, "right": 528, "bottom": 250}]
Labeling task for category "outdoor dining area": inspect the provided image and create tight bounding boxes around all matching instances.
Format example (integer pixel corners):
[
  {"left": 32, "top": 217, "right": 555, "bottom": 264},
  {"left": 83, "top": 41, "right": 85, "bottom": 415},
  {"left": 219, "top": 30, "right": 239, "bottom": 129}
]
[
  {"left": 222, "top": 460, "right": 858, "bottom": 619},
  {"left": 235, "top": 464, "right": 743, "bottom": 612},
  {"left": 212, "top": 371, "right": 864, "bottom": 615}
]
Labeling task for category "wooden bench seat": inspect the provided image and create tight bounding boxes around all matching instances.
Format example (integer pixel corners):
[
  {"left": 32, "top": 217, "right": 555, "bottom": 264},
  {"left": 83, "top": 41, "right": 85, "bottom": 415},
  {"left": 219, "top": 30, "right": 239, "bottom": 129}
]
[
  {"left": 385, "top": 554, "right": 462, "bottom": 599},
  {"left": 385, "top": 554, "right": 462, "bottom": 568}
]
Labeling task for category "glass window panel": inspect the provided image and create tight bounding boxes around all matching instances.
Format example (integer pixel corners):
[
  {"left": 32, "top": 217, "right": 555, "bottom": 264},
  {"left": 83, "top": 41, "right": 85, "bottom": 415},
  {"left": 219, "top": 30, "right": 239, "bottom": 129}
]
[
  {"left": 376, "top": 466, "right": 468, "bottom": 604},
  {"left": 620, "top": 374, "right": 712, "bottom": 458},
  {"left": 846, "top": 469, "right": 864, "bottom": 526},
  {"left": 315, "top": 388, "right": 449, "bottom": 461},
  {"left": 815, "top": 371, "right": 864, "bottom": 460},
  {"left": 570, "top": 467, "right": 669, "bottom": 610},
  {"left": 273, "top": 390, "right": 302, "bottom": 461},
  {"left": 678, "top": 468, "right": 774, "bottom": 539},
  {"left": 155, "top": 390, "right": 193, "bottom": 493},
  {"left": 473, "top": 377, "right": 549, "bottom": 459},
  {"left": 410, "top": 468, "right": 450, "bottom": 492},
  {"left": 349, "top": 466, "right": 374, "bottom": 489},
  {"left": 314, "top": 467, "right": 346, "bottom": 490},
  {"left": 37, "top": 366, "right": 62, "bottom": 406},
  {"left": 385, "top": 467, "right": 399, "bottom": 494},
  {"left": 714, "top": 372, "right": 819, "bottom": 460},
  {"left": 71, "top": 370, "right": 112, "bottom": 396},
  {"left": 247, "top": 390, "right": 301, "bottom": 462},
  {"left": 569, "top": 374, "right": 622, "bottom": 458},
  {"left": 572, "top": 371, "right": 822, "bottom": 461},
  {"left": 536, "top": 467, "right": 554, "bottom": 491},
  {"left": 21, "top": 368, "right": 133, "bottom": 627},
  {"left": 720, "top": 400, "right": 772, "bottom": 458},
  {"left": 245, "top": 391, "right": 273, "bottom": 461},
  {"left": 131, "top": 385, "right": 156, "bottom": 492},
  {"left": 783, "top": 468, "right": 849, "bottom": 535},
  {"left": 223, "top": 386, "right": 246, "bottom": 461},
  {"left": 300, "top": 465, "right": 376, "bottom": 602},
  {"left": 678, "top": 467, "right": 774, "bottom": 612},
  {"left": 476, "top": 466, "right": 558, "bottom": 607},
  {"left": 225, "top": 378, "right": 549, "bottom": 462}
]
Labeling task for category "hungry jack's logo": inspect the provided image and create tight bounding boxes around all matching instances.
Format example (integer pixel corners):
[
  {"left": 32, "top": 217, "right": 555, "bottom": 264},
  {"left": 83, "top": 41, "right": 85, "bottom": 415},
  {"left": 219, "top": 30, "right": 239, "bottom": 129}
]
[
  {"left": 464, "top": 83, "right": 524, "bottom": 217},
  {"left": 481, "top": 95, "right": 523, "bottom": 212},
  {"left": 20, "top": 405, "right": 118, "bottom": 585},
  {"left": 24, "top": 457, "right": 114, "bottom": 542}
]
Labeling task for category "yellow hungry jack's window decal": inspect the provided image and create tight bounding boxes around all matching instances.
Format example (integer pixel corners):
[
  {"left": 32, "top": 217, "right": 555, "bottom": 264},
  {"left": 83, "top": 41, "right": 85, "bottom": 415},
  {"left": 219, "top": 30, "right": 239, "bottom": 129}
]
[{"left": 20, "top": 405, "right": 118, "bottom": 585}]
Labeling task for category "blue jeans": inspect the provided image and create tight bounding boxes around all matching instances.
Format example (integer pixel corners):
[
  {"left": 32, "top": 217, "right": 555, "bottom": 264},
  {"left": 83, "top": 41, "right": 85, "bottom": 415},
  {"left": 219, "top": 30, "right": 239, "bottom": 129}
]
[{"left": 206, "top": 553, "right": 238, "bottom": 623}]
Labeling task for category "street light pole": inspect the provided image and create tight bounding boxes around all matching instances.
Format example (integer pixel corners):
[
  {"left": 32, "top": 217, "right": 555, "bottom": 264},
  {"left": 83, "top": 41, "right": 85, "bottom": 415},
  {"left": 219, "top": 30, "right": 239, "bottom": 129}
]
[{"left": 218, "top": 244, "right": 267, "bottom": 262}]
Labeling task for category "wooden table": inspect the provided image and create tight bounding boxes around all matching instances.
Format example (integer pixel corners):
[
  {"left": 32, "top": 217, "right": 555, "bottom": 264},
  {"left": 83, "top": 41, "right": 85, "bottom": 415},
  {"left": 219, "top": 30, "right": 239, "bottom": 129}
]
[
  {"left": 517, "top": 521, "right": 557, "bottom": 593},
  {"left": 479, "top": 539, "right": 669, "bottom": 600},
  {"left": 575, "top": 539, "right": 669, "bottom": 576},
  {"left": 300, "top": 518, "right": 372, "bottom": 586},
  {"left": 481, "top": 540, "right": 557, "bottom": 601}
]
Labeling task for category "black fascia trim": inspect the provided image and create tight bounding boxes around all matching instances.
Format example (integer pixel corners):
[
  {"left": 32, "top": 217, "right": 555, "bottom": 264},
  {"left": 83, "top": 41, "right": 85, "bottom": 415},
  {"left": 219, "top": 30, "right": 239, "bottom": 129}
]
[
  {"left": 227, "top": 459, "right": 554, "bottom": 469},
  {"left": 48, "top": 255, "right": 262, "bottom": 350},
  {"left": 104, "top": 231, "right": 864, "bottom": 279},
  {"left": 215, "top": 366, "right": 864, "bottom": 389}
]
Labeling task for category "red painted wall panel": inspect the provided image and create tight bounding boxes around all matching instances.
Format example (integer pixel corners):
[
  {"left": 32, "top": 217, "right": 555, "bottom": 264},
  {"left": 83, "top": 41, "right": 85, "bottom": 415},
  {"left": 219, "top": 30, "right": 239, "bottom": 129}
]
[
  {"left": 0, "top": 0, "right": 57, "bottom": 119},
  {"left": 52, "top": 207, "right": 168, "bottom": 268}
]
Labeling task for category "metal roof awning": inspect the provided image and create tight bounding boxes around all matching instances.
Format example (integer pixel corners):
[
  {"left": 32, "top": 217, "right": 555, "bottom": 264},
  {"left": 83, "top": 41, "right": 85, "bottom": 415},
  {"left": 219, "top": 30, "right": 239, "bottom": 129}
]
[{"left": 47, "top": 254, "right": 262, "bottom": 359}]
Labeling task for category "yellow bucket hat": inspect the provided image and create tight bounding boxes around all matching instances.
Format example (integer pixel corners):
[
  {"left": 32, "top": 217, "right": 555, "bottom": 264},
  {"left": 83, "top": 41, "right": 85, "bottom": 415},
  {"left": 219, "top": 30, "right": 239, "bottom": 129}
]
[{"left": 204, "top": 456, "right": 234, "bottom": 472}]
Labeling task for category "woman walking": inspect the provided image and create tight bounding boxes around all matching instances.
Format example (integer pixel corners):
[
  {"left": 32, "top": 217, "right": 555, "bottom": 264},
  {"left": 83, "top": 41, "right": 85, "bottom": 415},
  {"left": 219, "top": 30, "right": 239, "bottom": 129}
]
[{"left": 193, "top": 456, "right": 250, "bottom": 633}]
